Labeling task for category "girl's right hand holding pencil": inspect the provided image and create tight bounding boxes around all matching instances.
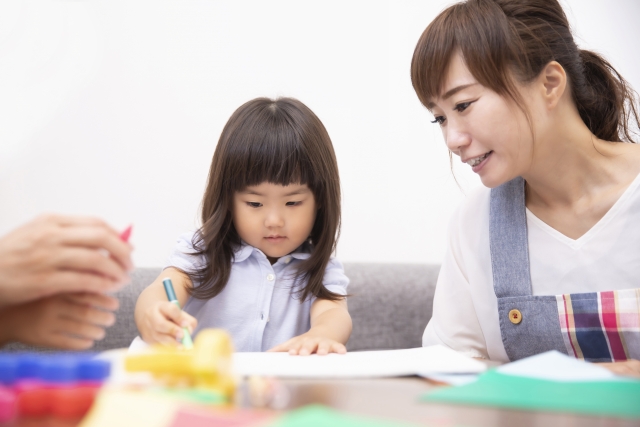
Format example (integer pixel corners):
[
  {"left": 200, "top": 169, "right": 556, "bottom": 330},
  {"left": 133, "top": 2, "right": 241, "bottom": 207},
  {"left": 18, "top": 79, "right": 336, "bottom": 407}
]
[
  {"left": 137, "top": 300, "right": 197, "bottom": 346},
  {"left": 135, "top": 269, "right": 197, "bottom": 346}
]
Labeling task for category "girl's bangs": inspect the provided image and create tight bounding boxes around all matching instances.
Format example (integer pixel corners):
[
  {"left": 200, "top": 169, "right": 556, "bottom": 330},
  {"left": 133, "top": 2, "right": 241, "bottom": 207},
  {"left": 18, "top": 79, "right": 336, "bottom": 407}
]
[{"left": 223, "top": 111, "right": 316, "bottom": 192}]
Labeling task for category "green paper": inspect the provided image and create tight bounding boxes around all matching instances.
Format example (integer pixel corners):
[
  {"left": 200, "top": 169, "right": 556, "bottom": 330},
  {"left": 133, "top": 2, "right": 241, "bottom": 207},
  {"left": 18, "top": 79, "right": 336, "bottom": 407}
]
[
  {"left": 269, "top": 405, "right": 420, "bottom": 427},
  {"left": 423, "top": 370, "right": 640, "bottom": 419}
]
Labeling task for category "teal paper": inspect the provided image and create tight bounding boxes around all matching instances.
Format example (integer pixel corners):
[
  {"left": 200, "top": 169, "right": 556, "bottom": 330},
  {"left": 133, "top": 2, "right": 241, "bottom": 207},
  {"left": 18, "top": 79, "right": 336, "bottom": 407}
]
[{"left": 423, "top": 370, "right": 640, "bottom": 419}]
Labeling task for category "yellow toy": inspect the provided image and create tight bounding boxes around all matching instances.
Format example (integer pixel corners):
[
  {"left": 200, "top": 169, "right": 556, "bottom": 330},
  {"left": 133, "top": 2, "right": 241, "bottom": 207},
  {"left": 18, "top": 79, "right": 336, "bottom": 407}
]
[{"left": 124, "top": 329, "right": 235, "bottom": 400}]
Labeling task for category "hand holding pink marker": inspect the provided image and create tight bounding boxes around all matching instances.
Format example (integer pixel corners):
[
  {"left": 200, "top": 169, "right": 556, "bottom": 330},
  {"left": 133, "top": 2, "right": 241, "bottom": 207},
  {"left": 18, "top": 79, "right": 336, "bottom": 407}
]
[{"left": 119, "top": 225, "right": 133, "bottom": 243}]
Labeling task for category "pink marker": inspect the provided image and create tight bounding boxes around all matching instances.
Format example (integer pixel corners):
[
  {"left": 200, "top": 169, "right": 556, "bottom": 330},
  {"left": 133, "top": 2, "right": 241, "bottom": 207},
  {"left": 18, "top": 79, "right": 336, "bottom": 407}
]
[{"left": 119, "top": 225, "right": 133, "bottom": 243}]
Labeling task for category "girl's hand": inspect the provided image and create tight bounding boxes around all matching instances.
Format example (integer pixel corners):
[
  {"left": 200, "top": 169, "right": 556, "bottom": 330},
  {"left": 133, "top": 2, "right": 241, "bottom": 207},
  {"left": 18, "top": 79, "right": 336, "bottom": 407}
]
[
  {"left": 267, "top": 298, "right": 352, "bottom": 355},
  {"left": 268, "top": 331, "right": 347, "bottom": 356},
  {"left": 139, "top": 300, "right": 197, "bottom": 346},
  {"left": 0, "top": 292, "right": 118, "bottom": 350},
  {"left": 598, "top": 360, "right": 640, "bottom": 378}
]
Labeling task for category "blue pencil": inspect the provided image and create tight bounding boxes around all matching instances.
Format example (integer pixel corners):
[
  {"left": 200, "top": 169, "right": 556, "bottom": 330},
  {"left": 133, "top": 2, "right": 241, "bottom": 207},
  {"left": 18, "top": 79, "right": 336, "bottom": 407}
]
[{"left": 162, "top": 277, "right": 194, "bottom": 349}]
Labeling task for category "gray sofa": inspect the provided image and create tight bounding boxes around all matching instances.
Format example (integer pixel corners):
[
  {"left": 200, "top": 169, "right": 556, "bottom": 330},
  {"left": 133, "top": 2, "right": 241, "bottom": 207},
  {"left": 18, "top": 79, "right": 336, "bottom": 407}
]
[{"left": 6, "top": 263, "right": 439, "bottom": 352}]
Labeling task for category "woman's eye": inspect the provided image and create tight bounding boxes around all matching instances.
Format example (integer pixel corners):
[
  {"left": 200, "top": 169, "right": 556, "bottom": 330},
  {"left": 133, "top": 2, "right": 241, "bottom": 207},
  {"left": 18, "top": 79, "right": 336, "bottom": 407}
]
[
  {"left": 247, "top": 202, "right": 262, "bottom": 208},
  {"left": 430, "top": 116, "right": 446, "bottom": 125},
  {"left": 454, "top": 101, "right": 472, "bottom": 112},
  {"left": 286, "top": 201, "right": 301, "bottom": 206}
]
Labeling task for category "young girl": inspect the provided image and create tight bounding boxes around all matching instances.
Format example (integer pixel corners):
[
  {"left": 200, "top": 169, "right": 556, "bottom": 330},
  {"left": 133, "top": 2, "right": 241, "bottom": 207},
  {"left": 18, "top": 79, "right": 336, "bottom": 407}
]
[
  {"left": 135, "top": 97, "right": 352, "bottom": 355},
  {"left": 412, "top": 0, "right": 640, "bottom": 376}
]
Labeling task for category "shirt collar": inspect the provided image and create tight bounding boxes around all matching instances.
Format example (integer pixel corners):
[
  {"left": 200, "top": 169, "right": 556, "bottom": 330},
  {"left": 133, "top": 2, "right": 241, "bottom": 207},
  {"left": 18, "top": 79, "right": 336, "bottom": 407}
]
[
  {"left": 232, "top": 243, "right": 255, "bottom": 263},
  {"left": 289, "top": 252, "right": 310, "bottom": 260},
  {"left": 286, "top": 240, "right": 312, "bottom": 261}
]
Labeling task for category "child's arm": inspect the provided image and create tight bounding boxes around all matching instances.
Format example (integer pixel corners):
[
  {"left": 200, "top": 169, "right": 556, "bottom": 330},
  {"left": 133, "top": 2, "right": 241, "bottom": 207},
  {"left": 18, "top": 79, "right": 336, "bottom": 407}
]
[
  {"left": 0, "top": 292, "right": 118, "bottom": 350},
  {"left": 268, "top": 297, "right": 352, "bottom": 355},
  {"left": 134, "top": 267, "right": 197, "bottom": 346}
]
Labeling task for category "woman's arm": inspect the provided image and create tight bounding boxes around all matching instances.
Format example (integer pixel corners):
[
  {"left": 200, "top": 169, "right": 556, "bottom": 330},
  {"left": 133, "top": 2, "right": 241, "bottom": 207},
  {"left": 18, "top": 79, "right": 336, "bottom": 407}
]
[
  {"left": 268, "top": 297, "right": 352, "bottom": 355},
  {"left": 421, "top": 189, "right": 496, "bottom": 360},
  {"left": 134, "top": 267, "right": 197, "bottom": 346}
]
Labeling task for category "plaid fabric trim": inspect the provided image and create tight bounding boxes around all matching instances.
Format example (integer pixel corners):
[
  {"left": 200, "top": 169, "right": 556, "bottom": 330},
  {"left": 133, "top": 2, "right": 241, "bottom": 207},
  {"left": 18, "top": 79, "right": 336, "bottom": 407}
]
[{"left": 556, "top": 288, "right": 640, "bottom": 362}]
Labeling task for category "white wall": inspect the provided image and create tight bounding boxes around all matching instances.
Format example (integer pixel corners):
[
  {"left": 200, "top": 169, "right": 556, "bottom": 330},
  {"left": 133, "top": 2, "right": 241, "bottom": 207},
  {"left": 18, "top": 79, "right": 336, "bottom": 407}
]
[{"left": 0, "top": 0, "right": 638, "bottom": 267}]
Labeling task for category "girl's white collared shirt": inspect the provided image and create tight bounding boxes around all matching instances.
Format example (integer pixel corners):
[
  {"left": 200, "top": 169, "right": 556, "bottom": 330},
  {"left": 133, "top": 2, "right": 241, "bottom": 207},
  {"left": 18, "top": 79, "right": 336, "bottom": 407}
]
[{"left": 165, "top": 232, "right": 349, "bottom": 352}]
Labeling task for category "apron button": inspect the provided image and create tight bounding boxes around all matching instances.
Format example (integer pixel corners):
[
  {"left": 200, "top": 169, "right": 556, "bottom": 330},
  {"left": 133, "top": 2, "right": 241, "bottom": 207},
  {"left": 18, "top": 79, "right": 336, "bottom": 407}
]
[{"left": 509, "top": 309, "right": 522, "bottom": 324}]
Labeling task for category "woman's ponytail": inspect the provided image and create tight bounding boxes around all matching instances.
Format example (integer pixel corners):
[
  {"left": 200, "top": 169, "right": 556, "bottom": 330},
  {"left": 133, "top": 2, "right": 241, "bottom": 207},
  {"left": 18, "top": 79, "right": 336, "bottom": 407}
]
[{"left": 574, "top": 49, "right": 640, "bottom": 143}]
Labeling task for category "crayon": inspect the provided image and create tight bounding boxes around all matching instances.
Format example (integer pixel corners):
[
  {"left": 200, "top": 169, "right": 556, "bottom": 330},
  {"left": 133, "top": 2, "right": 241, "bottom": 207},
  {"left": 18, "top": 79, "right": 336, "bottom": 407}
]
[{"left": 162, "top": 278, "right": 194, "bottom": 349}]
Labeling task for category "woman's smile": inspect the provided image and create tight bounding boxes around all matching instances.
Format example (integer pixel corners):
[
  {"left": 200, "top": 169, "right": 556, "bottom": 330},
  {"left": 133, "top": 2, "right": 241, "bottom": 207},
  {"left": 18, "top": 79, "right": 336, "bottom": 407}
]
[{"left": 463, "top": 151, "right": 493, "bottom": 173}]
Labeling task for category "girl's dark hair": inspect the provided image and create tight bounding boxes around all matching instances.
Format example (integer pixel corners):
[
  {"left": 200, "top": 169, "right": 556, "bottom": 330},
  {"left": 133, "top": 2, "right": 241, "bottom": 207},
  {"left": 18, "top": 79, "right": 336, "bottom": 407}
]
[
  {"left": 411, "top": 0, "right": 640, "bottom": 143},
  {"left": 188, "top": 97, "right": 343, "bottom": 302}
]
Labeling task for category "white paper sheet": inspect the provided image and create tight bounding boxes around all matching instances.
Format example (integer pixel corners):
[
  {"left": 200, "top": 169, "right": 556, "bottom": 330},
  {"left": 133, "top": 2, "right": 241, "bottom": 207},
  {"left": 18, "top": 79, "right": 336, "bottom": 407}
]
[
  {"left": 128, "top": 336, "right": 150, "bottom": 352},
  {"left": 126, "top": 337, "right": 485, "bottom": 379},
  {"left": 496, "top": 351, "right": 630, "bottom": 382},
  {"left": 232, "top": 345, "right": 486, "bottom": 378},
  {"left": 420, "top": 373, "right": 479, "bottom": 386}
]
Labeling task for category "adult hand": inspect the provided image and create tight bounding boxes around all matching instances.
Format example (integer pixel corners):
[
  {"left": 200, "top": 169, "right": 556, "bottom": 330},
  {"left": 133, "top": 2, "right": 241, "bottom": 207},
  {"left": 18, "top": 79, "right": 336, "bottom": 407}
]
[
  {"left": 0, "top": 214, "right": 134, "bottom": 307},
  {"left": 0, "top": 292, "right": 119, "bottom": 350},
  {"left": 599, "top": 360, "right": 640, "bottom": 378}
]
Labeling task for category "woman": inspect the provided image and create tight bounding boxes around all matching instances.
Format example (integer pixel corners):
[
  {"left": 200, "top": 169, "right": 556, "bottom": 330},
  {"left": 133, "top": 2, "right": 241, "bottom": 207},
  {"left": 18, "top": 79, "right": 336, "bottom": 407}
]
[{"left": 411, "top": 0, "right": 640, "bottom": 376}]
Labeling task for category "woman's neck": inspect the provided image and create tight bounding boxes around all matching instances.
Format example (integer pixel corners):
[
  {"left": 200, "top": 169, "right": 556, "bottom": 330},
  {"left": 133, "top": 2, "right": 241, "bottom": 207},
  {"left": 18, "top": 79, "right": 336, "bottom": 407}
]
[
  {"left": 523, "top": 112, "right": 640, "bottom": 209},
  {"left": 521, "top": 108, "right": 640, "bottom": 239}
]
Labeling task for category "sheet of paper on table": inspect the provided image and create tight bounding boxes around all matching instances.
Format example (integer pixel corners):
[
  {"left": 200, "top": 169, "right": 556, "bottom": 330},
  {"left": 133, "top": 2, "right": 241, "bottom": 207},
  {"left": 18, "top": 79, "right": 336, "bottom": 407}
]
[
  {"left": 495, "top": 350, "right": 624, "bottom": 381},
  {"left": 232, "top": 346, "right": 486, "bottom": 378},
  {"left": 421, "top": 350, "right": 628, "bottom": 386},
  {"left": 128, "top": 337, "right": 485, "bottom": 378}
]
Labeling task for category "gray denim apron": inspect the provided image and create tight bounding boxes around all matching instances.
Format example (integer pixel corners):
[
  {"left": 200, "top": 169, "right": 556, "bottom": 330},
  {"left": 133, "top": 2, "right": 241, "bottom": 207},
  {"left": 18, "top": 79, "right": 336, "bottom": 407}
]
[{"left": 490, "top": 177, "right": 640, "bottom": 362}]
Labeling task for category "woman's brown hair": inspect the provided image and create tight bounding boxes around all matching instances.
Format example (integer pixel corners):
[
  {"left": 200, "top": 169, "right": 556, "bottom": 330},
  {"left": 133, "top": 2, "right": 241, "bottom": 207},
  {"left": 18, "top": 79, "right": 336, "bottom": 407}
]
[
  {"left": 187, "top": 97, "right": 343, "bottom": 302},
  {"left": 411, "top": 0, "right": 639, "bottom": 143}
]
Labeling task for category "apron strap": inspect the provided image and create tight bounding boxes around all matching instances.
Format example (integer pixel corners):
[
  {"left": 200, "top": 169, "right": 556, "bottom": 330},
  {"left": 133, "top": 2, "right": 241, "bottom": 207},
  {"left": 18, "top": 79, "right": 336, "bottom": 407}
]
[{"left": 489, "top": 177, "right": 533, "bottom": 298}]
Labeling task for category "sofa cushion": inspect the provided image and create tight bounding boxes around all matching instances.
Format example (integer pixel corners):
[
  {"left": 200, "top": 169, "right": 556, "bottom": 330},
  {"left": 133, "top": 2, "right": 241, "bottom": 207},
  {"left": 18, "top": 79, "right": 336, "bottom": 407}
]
[
  {"left": 344, "top": 263, "right": 438, "bottom": 351},
  {"left": 3, "top": 263, "right": 438, "bottom": 352}
]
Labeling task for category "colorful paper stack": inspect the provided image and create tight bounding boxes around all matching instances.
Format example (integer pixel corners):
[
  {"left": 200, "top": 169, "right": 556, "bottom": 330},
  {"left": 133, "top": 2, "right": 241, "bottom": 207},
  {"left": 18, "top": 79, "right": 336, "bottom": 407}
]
[{"left": 0, "top": 353, "right": 111, "bottom": 423}]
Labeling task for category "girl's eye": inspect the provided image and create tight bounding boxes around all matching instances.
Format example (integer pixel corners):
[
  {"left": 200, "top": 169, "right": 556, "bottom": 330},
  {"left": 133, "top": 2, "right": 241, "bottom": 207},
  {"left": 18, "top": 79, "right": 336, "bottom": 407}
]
[
  {"left": 286, "top": 201, "right": 301, "bottom": 206},
  {"left": 247, "top": 202, "right": 262, "bottom": 208},
  {"left": 430, "top": 116, "right": 446, "bottom": 125},
  {"left": 454, "top": 101, "right": 473, "bottom": 112}
]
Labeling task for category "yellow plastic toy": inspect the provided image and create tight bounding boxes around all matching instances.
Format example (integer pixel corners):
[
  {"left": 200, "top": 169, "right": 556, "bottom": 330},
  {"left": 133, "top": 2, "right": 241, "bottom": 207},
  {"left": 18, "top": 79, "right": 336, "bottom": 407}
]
[{"left": 124, "top": 328, "right": 235, "bottom": 400}]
